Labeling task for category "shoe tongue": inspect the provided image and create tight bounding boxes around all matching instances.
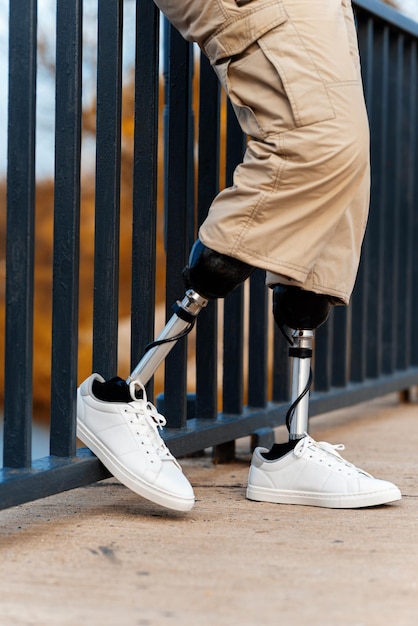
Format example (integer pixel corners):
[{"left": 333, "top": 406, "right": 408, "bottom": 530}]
[{"left": 92, "top": 376, "right": 132, "bottom": 403}]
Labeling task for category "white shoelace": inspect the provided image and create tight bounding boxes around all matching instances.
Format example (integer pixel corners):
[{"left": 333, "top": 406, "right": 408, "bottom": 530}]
[
  {"left": 124, "top": 381, "right": 180, "bottom": 468},
  {"left": 295, "top": 434, "right": 372, "bottom": 477}
]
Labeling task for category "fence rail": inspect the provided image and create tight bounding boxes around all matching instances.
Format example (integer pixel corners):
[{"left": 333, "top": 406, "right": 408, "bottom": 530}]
[{"left": 1, "top": 0, "right": 418, "bottom": 510}]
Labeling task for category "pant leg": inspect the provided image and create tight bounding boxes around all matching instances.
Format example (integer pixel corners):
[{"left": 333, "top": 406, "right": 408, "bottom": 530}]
[
  {"left": 155, "top": 0, "right": 370, "bottom": 305},
  {"left": 262, "top": 0, "right": 370, "bottom": 303}
]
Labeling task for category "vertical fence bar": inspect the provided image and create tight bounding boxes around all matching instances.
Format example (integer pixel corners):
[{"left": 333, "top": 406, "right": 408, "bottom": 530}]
[
  {"left": 272, "top": 325, "right": 290, "bottom": 403},
  {"left": 222, "top": 287, "right": 245, "bottom": 414},
  {"left": 222, "top": 100, "right": 246, "bottom": 416},
  {"left": 350, "top": 12, "right": 371, "bottom": 385},
  {"left": 163, "top": 25, "right": 194, "bottom": 428},
  {"left": 381, "top": 30, "right": 399, "bottom": 375},
  {"left": 348, "top": 15, "right": 372, "bottom": 382},
  {"left": 92, "top": 0, "right": 123, "bottom": 379},
  {"left": 314, "top": 311, "right": 333, "bottom": 392},
  {"left": 365, "top": 21, "right": 386, "bottom": 379},
  {"left": 130, "top": 1, "right": 160, "bottom": 395},
  {"left": 331, "top": 306, "right": 349, "bottom": 388},
  {"left": 396, "top": 36, "right": 412, "bottom": 371},
  {"left": 410, "top": 41, "right": 418, "bottom": 367},
  {"left": 49, "top": 0, "right": 83, "bottom": 457},
  {"left": 195, "top": 53, "right": 221, "bottom": 420},
  {"left": 248, "top": 270, "right": 268, "bottom": 408},
  {"left": 350, "top": 265, "right": 367, "bottom": 384},
  {"left": 3, "top": 0, "right": 37, "bottom": 467}
]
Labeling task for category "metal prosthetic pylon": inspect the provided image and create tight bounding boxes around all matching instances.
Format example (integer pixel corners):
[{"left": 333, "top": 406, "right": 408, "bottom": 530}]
[
  {"left": 126, "top": 289, "right": 208, "bottom": 387},
  {"left": 287, "top": 329, "right": 314, "bottom": 440}
]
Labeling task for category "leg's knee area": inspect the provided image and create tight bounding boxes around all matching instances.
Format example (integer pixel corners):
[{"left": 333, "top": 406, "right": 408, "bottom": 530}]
[
  {"left": 182, "top": 239, "right": 254, "bottom": 300},
  {"left": 273, "top": 285, "right": 332, "bottom": 330}
]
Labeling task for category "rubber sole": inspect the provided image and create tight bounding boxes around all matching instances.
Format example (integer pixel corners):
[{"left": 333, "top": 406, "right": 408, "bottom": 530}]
[{"left": 246, "top": 484, "right": 402, "bottom": 509}]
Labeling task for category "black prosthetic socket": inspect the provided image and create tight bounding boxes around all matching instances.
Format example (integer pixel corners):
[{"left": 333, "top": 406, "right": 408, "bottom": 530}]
[
  {"left": 262, "top": 439, "right": 298, "bottom": 460},
  {"left": 272, "top": 284, "right": 332, "bottom": 331},
  {"left": 182, "top": 239, "right": 254, "bottom": 300},
  {"left": 93, "top": 376, "right": 132, "bottom": 403}
]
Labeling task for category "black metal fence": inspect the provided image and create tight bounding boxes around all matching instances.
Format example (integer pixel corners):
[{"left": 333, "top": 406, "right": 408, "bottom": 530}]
[{"left": 1, "top": 0, "right": 417, "bottom": 509}]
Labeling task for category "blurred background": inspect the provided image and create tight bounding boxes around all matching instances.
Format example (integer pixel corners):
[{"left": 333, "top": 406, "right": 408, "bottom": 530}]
[{"left": 0, "top": 0, "right": 416, "bottom": 460}]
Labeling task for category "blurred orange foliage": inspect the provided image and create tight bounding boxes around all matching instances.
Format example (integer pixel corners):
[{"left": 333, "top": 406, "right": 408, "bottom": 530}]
[{"left": 0, "top": 76, "right": 168, "bottom": 421}]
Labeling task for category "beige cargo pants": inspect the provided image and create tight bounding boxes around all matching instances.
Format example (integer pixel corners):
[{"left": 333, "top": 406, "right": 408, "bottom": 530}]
[{"left": 153, "top": 0, "right": 370, "bottom": 305}]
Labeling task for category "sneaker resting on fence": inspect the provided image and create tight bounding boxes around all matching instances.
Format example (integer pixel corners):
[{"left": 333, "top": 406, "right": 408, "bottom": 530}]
[
  {"left": 77, "top": 373, "right": 195, "bottom": 512},
  {"left": 246, "top": 434, "right": 401, "bottom": 509}
]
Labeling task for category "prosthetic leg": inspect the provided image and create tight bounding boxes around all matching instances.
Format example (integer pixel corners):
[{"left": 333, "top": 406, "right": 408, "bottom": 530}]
[
  {"left": 127, "top": 239, "right": 332, "bottom": 445},
  {"left": 94, "top": 239, "right": 332, "bottom": 440},
  {"left": 272, "top": 285, "right": 331, "bottom": 440}
]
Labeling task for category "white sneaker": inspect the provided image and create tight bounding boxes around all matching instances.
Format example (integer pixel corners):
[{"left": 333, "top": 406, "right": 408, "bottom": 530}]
[
  {"left": 246, "top": 435, "right": 401, "bottom": 508},
  {"left": 77, "top": 374, "right": 195, "bottom": 512}
]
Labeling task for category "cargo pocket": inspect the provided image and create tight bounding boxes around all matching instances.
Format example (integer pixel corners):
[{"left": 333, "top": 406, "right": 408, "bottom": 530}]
[
  {"left": 213, "top": 49, "right": 271, "bottom": 140},
  {"left": 257, "top": 22, "right": 335, "bottom": 128}
]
